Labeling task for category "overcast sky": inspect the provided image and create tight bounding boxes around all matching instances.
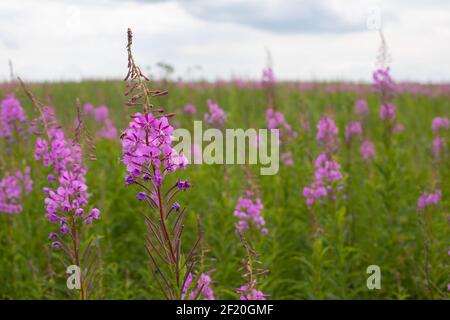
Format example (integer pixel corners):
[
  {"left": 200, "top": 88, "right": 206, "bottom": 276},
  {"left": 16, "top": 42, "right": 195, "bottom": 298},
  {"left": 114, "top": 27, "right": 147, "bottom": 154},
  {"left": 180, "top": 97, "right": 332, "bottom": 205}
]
[{"left": 1, "top": 0, "right": 449, "bottom": 83}]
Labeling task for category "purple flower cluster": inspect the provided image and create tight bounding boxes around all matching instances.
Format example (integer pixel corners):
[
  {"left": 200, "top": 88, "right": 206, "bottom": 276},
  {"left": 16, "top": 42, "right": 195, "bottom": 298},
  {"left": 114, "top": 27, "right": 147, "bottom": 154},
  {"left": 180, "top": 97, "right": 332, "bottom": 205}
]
[
  {"left": 432, "top": 117, "right": 449, "bottom": 159},
  {"left": 379, "top": 102, "right": 396, "bottom": 121},
  {"left": 354, "top": 99, "right": 368, "bottom": 116},
  {"left": 35, "top": 126, "right": 100, "bottom": 244},
  {"left": 183, "top": 103, "right": 197, "bottom": 115},
  {"left": 0, "top": 167, "right": 32, "bottom": 214},
  {"left": 417, "top": 191, "right": 441, "bottom": 210},
  {"left": 182, "top": 272, "right": 215, "bottom": 300},
  {"left": 261, "top": 67, "right": 275, "bottom": 87},
  {"left": 373, "top": 68, "right": 398, "bottom": 123},
  {"left": 316, "top": 115, "right": 338, "bottom": 151},
  {"left": 233, "top": 191, "right": 267, "bottom": 235},
  {"left": 373, "top": 68, "right": 396, "bottom": 93},
  {"left": 84, "top": 103, "right": 118, "bottom": 139},
  {"left": 360, "top": 140, "right": 376, "bottom": 161},
  {"left": 345, "top": 121, "right": 362, "bottom": 144},
  {"left": 121, "top": 112, "right": 187, "bottom": 185},
  {"left": 266, "top": 108, "right": 297, "bottom": 145},
  {"left": 0, "top": 94, "right": 27, "bottom": 139},
  {"left": 303, "top": 153, "right": 343, "bottom": 206},
  {"left": 236, "top": 280, "right": 267, "bottom": 300},
  {"left": 432, "top": 117, "right": 449, "bottom": 134},
  {"left": 204, "top": 99, "right": 227, "bottom": 127},
  {"left": 35, "top": 128, "right": 82, "bottom": 173},
  {"left": 280, "top": 151, "right": 294, "bottom": 166}
]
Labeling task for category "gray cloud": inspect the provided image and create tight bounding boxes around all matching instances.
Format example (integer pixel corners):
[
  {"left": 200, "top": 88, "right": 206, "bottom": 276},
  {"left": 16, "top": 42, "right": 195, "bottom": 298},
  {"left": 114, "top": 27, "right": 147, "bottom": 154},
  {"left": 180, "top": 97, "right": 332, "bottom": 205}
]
[
  {"left": 123, "top": 0, "right": 370, "bottom": 34},
  {"left": 179, "top": 0, "right": 365, "bottom": 34}
]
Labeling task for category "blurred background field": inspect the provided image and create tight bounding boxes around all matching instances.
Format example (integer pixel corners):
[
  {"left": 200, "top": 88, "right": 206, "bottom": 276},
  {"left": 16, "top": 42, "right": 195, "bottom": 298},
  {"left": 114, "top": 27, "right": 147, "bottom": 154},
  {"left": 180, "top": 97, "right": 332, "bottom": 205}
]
[{"left": 0, "top": 79, "right": 448, "bottom": 299}]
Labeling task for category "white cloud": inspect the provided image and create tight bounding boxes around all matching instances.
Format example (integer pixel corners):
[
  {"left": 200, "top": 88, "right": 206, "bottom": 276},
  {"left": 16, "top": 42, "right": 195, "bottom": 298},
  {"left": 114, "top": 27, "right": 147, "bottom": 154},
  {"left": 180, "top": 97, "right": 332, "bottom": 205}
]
[{"left": 0, "top": 0, "right": 449, "bottom": 82}]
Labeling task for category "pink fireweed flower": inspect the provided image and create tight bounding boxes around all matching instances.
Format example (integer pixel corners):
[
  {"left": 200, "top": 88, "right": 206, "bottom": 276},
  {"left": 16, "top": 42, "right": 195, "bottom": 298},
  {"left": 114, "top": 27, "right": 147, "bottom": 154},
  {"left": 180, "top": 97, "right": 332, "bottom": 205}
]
[
  {"left": 379, "top": 103, "right": 396, "bottom": 121},
  {"left": 234, "top": 191, "right": 267, "bottom": 235},
  {"left": 35, "top": 128, "right": 82, "bottom": 173},
  {"left": 303, "top": 153, "right": 342, "bottom": 206},
  {"left": 417, "top": 191, "right": 441, "bottom": 210},
  {"left": 316, "top": 115, "right": 338, "bottom": 151},
  {"left": 431, "top": 116, "right": 448, "bottom": 160},
  {"left": 432, "top": 137, "right": 445, "bottom": 159},
  {"left": 280, "top": 151, "right": 294, "bottom": 166},
  {"left": 83, "top": 103, "right": 95, "bottom": 114},
  {"left": 236, "top": 280, "right": 268, "bottom": 300},
  {"left": 393, "top": 123, "right": 404, "bottom": 133},
  {"left": 182, "top": 272, "right": 215, "bottom": 300},
  {"left": 183, "top": 103, "right": 197, "bottom": 115},
  {"left": 83, "top": 103, "right": 118, "bottom": 140},
  {"left": 97, "top": 119, "right": 118, "bottom": 139},
  {"left": 354, "top": 99, "right": 368, "bottom": 116},
  {"left": 0, "top": 167, "right": 33, "bottom": 215},
  {"left": 373, "top": 67, "right": 396, "bottom": 93},
  {"left": 121, "top": 112, "right": 187, "bottom": 182},
  {"left": 432, "top": 117, "right": 449, "bottom": 134},
  {"left": 34, "top": 126, "right": 99, "bottom": 233},
  {"left": 204, "top": 99, "right": 226, "bottom": 127},
  {"left": 360, "top": 140, "right": 376, "bottom": 161},
  {"left": 303, "top": 180, "right": 327, "bottom": 207},
  {"left": 123, "top": 28, "right": 203, "bottom": 300},
  {"left": 94, "top": 105, "right": 109, "bottom": 123},
  {"left": 345, "top": 121, "right": 362, "bottom": 144},
  {"left": 0, "top": 94, "right": 27, "bottom": 138},
  {"left": 261, "top": 67, "right": 275, "bottom": 87},
  {"left": 266, "top": 108, "right": 297, "bottom": 144}
]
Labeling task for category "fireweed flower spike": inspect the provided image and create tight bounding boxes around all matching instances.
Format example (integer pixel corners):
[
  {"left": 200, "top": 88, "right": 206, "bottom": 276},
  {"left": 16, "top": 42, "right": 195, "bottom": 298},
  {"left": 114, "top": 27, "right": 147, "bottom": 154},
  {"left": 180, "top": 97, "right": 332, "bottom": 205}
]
[
  {"left": 204, "top": 99, "right": 226, "bottom": 127},
  {"left": 82, "top": 103, "right": 118, "bottom": 140},
  {"left": 0, "top": 94, "right": 27, "bottom": 140},
  {"left": 122, "top": 28, "right": 202, "bottom": 300},
  {"left": 19, "top": 79, "right": 101, "bottom": 300},
  {"left": 316, "top": 115, "right": 339, "bottom": 152},
  {"left": 345, "top": 122, "right": 362, "bottom": 145},
  {"left": 303, "top": 114, "right": 343, "bottom": 206},
  {"left": 431, "top": 117, "right": 449, "bottom": 160},
  {"left": 261, "top": 67, "right": 275, "bottom": 88},
  {"left": 417, "top": 191, "right": 441, "bottom": 210},
  {"left": 236, "top": 233, "right": 269, "bottom": 300},
  {"left": 233, "top": 190, "right": 267, "bottom": 235},
  {"left": 360, "top": 140, "right": 376, "bottom": 162},
  {"left": 0, "top": 167, "right": 32, "bottom": 214},
  {"left": 0, "top": 95, "right": 33, "bottom": 215},
  {"left": 181, "top": 272, "right": 215, "bottom": 300},
  {"left": 263, "top": 65, "right": 297, "bottom": 166},
  {"left": 266, "top": 108, "right": 297, "bottom": 144},
  {"left": 183, "top": 103, "right": 197, "bottom": 115},
  {"left": 354, "top": 99, "right": 368, "bottom": 117}
]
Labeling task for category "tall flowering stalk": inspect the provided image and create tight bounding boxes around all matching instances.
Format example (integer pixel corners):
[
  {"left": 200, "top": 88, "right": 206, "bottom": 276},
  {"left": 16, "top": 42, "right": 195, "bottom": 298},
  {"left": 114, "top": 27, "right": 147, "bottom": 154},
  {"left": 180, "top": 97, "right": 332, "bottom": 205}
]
[
  {"left": 372, "top": 31, "right": 402, "bottom": 146},
  {"left": 20, "top": 80, "right": 101, "bottom": 300},
  {"left": 303, "top": 115, "right": 343, "bottom": 208},
  {"left": 233, "top": 166, "right": 267, "bottom": 236},
  {"left": 352, "top": 98, "right": 376, "bottom": 162},
  {"left": 236, "top": 233, "right": 268, "bottom": 300},
  {"left": 416, "top": 190, "right": 445, "bottom": 298},
  {"left": 122, "top": 28, "right": 201, "bottom": 300},
  {"left": 263, "top": 65, "right": 297, "bottom": 166},
  {"left": 431, "top": 117, "right": 449, "bottom": 160}
]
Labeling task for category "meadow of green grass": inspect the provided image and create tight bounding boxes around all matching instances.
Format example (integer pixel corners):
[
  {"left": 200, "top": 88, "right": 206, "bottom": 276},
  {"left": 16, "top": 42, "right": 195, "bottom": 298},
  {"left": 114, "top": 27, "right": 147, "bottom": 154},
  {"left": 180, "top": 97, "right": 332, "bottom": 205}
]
[{"left": 0, "top": 80, "right": 449, "bottom": 299}]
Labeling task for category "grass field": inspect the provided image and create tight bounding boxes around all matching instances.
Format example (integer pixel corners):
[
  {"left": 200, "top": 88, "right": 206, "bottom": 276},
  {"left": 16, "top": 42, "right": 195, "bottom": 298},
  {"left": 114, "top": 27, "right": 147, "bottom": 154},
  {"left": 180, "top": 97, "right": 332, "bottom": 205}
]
[{"left": 0, "top": 74, "right": 449, "bottom": 299}]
